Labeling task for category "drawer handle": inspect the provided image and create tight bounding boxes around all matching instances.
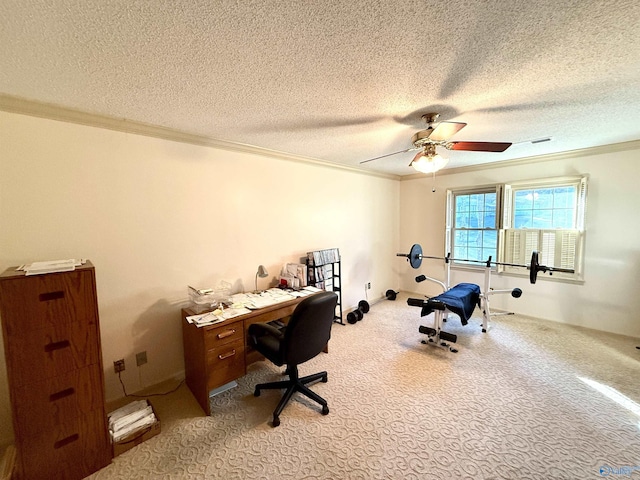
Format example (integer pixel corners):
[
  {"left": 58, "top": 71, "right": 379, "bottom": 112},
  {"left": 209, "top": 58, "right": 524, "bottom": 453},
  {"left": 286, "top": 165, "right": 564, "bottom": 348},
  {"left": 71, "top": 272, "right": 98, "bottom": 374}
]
[
  {"left": 49, "top": 387, "right": 75, "bottom": 402},
  {"left": 44, "top": 340, "right": 70, "bottom": 352},
  {"left": 39, "top": 291, "right": 65, "bottom": 301},
  {"left": 218, "top": 349, "right": 236, "bottom": 360},
  {"left": 54, "top": 433, "right": 79, "bottom": 449},
  {"left": 217, "top": 329, "right": 236, "bottom": 339}
]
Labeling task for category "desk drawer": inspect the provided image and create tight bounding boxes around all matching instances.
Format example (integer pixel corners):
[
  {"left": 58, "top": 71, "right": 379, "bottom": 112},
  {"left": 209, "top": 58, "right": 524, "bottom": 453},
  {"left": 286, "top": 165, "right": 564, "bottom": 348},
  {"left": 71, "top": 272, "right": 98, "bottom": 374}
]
[
  {"left": 204, "top": 320, "right": 243, "bottom": 350},
  {"left": 206, "top": 341, "right": 245, "bottom": 390}
]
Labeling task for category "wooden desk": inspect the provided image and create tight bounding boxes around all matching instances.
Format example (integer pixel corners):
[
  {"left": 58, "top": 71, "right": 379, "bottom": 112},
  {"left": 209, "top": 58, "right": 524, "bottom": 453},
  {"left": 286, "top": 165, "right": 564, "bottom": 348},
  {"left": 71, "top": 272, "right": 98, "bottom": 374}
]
[{"left": 182, "top": 295, "right": 312, "bottom": 415}]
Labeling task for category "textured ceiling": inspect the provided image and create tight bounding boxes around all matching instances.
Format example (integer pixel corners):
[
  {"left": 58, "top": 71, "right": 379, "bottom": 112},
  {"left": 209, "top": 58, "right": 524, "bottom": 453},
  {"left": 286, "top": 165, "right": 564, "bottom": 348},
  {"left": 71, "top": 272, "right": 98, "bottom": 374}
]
[{"left": 1, "top": 0, "right": 639, "bottom": 176}]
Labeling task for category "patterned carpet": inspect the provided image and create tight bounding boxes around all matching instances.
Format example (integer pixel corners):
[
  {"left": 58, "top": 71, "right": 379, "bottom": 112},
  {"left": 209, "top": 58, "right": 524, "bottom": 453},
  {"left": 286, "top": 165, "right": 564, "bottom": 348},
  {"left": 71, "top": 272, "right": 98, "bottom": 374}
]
[{"left": 89, "top": 292, "right": 640, "bottom": 479}]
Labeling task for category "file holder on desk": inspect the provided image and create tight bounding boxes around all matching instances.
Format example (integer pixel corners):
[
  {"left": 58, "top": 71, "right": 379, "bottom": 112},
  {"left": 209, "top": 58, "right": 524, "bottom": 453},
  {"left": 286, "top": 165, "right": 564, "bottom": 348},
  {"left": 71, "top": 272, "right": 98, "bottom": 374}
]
[{"left": 188, "top": 281, "right": 232, "bottom": 313}]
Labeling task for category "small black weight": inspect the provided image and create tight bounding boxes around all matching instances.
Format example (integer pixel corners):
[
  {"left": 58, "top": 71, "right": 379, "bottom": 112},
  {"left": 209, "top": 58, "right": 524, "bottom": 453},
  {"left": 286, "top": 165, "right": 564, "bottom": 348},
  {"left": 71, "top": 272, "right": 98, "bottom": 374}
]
[
  {"left": 385, "top": 289, "right": 398, "bottom": 301},
  {"left": 358, "top": 300, "right": 370, "bottom": 313},
  {"left": 347, "top": 311, "right": 358, "bottom": 324}
]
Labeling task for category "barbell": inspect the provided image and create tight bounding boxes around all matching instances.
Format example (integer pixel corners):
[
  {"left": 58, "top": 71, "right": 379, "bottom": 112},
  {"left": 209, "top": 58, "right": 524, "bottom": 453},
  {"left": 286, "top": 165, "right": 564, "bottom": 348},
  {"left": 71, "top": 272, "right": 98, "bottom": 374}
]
[{"left": 396, "top": 243, "right": 575, "bottom": 284}]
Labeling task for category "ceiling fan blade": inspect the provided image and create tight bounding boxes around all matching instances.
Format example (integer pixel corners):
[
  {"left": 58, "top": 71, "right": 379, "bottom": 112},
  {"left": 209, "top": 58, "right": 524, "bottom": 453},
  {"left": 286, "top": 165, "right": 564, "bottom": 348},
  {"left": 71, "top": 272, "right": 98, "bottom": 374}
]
[
  {"left": 429, "top": 122, "right": 466, "bottom": 141},
  {"left": 359, "top": 147, "right": 419, "bottom": 164},
  {"left": 449, "top": 141, "right": 512, "bottom": 152}
]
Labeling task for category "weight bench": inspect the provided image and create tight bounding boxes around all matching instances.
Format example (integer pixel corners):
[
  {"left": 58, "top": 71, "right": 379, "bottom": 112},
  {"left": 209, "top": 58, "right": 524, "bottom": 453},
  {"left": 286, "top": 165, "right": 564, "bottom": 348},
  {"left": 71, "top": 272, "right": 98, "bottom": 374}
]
[
  {"left": 406, "top": 253, "right": 523, "bottom": 352},
  {"left": 408, "top": 283, "right": 481, "bottom": 353}
]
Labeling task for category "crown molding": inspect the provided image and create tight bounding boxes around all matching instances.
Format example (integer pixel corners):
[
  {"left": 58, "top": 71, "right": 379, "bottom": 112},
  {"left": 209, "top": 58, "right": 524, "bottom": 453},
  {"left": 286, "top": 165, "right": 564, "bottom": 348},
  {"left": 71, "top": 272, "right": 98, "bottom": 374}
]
[
  {"left": 4, "top": 93, "right": 636, "bottom": 183},
  {"left": 401, "top": 139, "right": 640, "bottom": 181},
  {"left": 0, "top": 94, "right": 400, "bottom": 181}
]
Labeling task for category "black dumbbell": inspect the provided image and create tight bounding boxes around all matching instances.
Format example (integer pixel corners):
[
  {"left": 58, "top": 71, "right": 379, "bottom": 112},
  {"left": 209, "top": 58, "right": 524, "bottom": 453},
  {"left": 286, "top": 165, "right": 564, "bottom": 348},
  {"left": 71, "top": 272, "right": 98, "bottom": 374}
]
[
  {"left": 347, "top": 309, "right": 362, "bottom": 324},
  {"left": 385, "top": 289, "right": 398, "bottom": 301},
  {"left": 347, "top": 300, "right": 370, "bottom": 324}
]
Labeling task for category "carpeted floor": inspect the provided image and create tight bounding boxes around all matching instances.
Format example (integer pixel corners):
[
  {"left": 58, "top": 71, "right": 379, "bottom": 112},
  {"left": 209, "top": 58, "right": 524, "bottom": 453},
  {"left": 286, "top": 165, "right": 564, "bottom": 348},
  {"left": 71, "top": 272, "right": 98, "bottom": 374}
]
[{"left": 89, "top": 292, "right": 640, "bottom": 479}]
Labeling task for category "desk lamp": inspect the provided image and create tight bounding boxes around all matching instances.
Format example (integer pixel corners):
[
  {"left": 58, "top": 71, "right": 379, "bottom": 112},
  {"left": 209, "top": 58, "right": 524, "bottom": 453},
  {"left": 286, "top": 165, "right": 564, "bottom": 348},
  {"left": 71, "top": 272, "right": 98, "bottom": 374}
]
[{"left": 255, "top": 265, "right": 268, "bottom": 292}]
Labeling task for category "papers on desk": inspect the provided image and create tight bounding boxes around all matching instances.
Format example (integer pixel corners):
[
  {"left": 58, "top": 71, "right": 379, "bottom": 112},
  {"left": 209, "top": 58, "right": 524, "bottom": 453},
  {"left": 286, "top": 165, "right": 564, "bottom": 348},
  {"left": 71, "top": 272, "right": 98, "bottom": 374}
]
[
  {"left": 230, "top": 288, "right": 298, "bottom": 309},
  {"left": 186, "top": 305, "right": 252, "bottom": 327},
  {"left": 287, "top": 286, "right": 322, "bottom": 297},
  {"left": 187, "top": 288, "right": 322, "bottom": 328},
  {"left": 281, "top": 263, "right": 307, "bottom": 289}
]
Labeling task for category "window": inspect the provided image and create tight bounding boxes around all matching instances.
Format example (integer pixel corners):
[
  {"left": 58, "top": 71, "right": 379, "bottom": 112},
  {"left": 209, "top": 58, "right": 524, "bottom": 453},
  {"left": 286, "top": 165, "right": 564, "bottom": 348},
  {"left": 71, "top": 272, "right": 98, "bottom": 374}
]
[
  {"left": 512, "top": 186, "right": 577, "bottom": 229},
  {"left": 446, "top": 187, "right": 500, "bottom": 266},
  {"left": 501, "top": 176, "right": 587, "bottom": 281},
  {"left": 446, "top": 176, "right": 587, "bottom": 282}
]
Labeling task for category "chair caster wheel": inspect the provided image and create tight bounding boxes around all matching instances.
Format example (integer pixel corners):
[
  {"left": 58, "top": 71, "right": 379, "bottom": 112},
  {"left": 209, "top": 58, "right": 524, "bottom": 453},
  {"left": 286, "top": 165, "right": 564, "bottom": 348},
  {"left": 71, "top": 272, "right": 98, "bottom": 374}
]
[
  {"left": 322, "top": 405, "right": 329, "bottom": 415},
  {"left": 272, "top": 416, "right": 280, "bottom": 427},
  {"left": 254, "top": 388, "right": 261, "bottom": 397}
]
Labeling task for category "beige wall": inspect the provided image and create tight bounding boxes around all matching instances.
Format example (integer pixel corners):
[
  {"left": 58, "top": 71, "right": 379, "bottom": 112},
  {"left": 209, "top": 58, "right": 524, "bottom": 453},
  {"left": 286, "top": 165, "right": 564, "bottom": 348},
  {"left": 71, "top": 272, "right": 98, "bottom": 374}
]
[
  {"left": 0, "top": 111, "right": 400, "bottom": 446},
  {"left": 400, "top": 147, "right": 640, "bottom": 338}
]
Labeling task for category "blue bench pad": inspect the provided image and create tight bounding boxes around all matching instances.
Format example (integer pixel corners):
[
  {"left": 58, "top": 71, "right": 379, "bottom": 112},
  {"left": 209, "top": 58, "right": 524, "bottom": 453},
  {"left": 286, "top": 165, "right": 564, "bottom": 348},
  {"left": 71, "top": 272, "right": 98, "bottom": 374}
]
[{"left": 420, "top": 283, "right": 481, "bottom": 325}]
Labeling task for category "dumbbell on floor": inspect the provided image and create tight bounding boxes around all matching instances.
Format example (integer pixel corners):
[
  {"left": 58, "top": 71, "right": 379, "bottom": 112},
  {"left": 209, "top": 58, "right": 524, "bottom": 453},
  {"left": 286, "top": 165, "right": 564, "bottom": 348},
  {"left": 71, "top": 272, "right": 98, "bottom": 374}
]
[
  {"left": 347, "top": 300, "right": 371, "bottom": 324},
  {"left": 385, "top": 289, "right": 398, "bottom": 301}
]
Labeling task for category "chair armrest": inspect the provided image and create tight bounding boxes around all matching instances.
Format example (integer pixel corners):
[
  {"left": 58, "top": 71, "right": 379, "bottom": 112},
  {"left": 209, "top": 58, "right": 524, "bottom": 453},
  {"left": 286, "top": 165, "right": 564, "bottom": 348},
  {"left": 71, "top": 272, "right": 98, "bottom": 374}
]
[{"left": 247, "top": 322, "right": 285, "bottom": 346}]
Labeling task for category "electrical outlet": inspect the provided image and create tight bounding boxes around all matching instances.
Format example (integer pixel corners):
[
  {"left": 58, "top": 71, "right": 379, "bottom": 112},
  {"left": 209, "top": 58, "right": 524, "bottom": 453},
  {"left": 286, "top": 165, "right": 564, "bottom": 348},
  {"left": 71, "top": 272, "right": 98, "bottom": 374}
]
[
  {"left": 136, "top": 351, "right": 148, "bottom": 366},
  {"left": 113, "top": 359, "right": 125, "bottom": 373},
  {"left": 367, "top": 282, "right": 371, "bottom": 290}
]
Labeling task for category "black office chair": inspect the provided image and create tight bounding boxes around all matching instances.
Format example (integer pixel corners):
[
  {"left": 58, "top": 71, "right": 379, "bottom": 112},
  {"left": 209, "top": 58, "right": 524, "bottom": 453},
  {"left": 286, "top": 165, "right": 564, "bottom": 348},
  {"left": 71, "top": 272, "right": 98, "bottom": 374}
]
[{"left": 248, "top": 291, "right": 338, "bottom": 427}]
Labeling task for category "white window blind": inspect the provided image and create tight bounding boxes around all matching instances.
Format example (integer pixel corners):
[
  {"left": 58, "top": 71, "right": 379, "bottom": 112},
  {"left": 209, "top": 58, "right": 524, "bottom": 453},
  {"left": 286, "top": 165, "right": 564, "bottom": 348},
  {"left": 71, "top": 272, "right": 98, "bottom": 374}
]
[{"left": 501, "top": 229, "right": 581, "bottom": 281}]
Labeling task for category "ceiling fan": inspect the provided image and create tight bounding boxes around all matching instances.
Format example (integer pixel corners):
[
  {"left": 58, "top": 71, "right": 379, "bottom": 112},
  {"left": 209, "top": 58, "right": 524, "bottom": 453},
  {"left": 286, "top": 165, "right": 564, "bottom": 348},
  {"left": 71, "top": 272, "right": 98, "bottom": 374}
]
[{"left": 360, "top": 113, "right": 512, "bottom": 173}]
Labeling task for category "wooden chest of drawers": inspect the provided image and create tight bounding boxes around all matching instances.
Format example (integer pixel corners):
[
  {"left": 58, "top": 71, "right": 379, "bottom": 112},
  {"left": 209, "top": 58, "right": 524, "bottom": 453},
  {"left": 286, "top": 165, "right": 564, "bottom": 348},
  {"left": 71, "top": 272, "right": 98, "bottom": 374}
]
[{"left": 0, "top": 262, "right": 111, "bottom": 480}]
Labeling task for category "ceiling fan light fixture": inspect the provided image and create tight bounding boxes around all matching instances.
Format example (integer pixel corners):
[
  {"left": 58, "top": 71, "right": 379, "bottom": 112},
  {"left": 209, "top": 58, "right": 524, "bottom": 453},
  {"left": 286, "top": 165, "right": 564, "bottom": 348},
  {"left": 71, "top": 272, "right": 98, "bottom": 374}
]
[{"left": 410, "top": 150, "right": 449, "bottom": 174}]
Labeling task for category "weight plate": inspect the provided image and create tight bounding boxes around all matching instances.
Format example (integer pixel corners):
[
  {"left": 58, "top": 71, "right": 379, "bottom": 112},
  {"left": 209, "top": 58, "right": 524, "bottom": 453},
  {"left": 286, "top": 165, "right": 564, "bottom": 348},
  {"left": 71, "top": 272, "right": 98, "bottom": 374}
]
[
  {"left": 530, "top": 251, "right": 539, "bottom": 284},
  {"left": 409, "top": 244, "right": 422, "bottom": 269}
]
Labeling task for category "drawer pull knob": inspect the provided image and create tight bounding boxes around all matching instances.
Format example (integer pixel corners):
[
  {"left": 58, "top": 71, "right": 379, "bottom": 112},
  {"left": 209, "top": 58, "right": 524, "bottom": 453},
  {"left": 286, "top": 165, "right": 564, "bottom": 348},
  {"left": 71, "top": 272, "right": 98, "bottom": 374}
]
[
  {"left": 218, "top": 349, "right": 236, "bottom": 360},
  {"left": 54, "top": 433, "right": 79, "bottom": 449},
  {"left": 217, "top": 329, "right": 236, "bottom": 339},
  {"left": 39, "top": 291, "right": 65, "bottom": 301},
  {"left": 49, "top": 387, "right": 75, "bottom": 402},
  {"left": 44, "top": 340, "right": 70, "bottom": 352}
]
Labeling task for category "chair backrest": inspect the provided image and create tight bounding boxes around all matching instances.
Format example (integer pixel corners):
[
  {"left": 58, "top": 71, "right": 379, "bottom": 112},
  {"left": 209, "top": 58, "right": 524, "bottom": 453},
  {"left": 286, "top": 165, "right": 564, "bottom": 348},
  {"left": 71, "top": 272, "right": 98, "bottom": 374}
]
[{"left": 283, "top": 291, "right": 338, "bottom": 366}]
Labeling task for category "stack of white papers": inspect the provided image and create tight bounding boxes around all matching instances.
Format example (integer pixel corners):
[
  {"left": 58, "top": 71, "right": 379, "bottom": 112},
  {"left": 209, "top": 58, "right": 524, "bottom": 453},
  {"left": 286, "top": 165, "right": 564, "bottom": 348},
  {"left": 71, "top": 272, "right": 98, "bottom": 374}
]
[
  {"left": 231, "top": 289, "right": 296, "bottom": 309},
  {"left": 186, "top": 305, "right": 252, "bottom": 327},
  {"left": 108, "top": 400, "right": 158, "bottom": 443},
  {"left": 186, "top": 288, "right": 323, "bottom": 328},
  {"left": 18, "top": 259, "right": 86, "bottom": 276},
  {"left": 288, "top": 286, "right": 323, "bottom": 297}
]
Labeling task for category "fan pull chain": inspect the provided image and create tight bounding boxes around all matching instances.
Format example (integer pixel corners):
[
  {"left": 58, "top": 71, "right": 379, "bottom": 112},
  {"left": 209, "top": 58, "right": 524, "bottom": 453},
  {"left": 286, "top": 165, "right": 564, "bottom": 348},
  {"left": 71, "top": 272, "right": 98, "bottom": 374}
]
[{"left": 432, "top": 171, "right": 437, "bottom": 192}]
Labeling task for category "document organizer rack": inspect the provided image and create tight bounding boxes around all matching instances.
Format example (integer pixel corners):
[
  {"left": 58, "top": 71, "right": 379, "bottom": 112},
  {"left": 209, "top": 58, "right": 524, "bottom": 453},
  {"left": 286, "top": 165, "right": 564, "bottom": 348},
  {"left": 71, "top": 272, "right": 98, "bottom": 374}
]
[{"left": 306, "top": 248, "right": 343, "bottom": 324}]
